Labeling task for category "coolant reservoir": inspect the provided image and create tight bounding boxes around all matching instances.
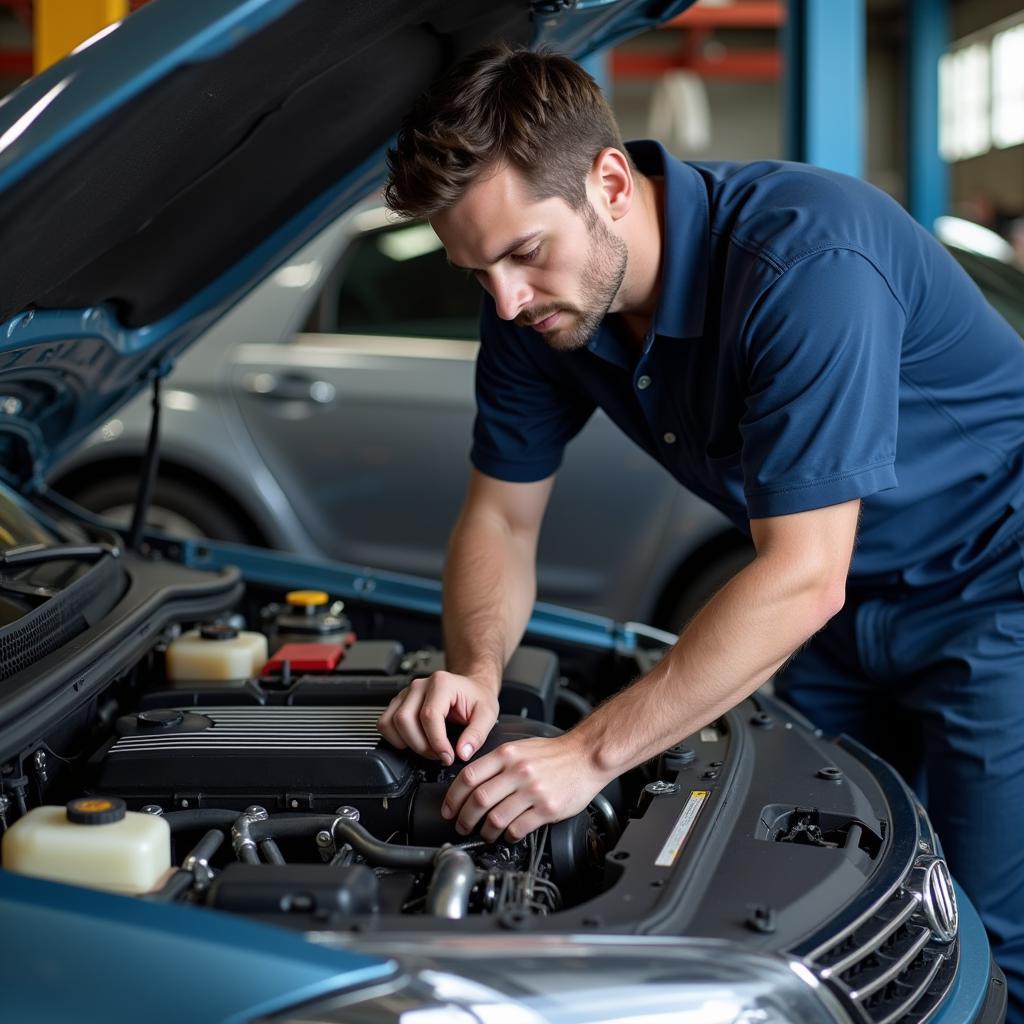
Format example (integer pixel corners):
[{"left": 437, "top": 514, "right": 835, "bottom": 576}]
[
  {"left": 166, "top": 623, "right": 268, "bottom": 680},
  {"left": 2, "top": 798, "right": 170, "bottom": 894}
]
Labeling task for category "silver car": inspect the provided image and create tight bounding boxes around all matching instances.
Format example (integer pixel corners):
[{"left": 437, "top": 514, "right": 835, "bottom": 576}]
[{"left": 48, "top": 201, "right": 750, "bottom": 627}]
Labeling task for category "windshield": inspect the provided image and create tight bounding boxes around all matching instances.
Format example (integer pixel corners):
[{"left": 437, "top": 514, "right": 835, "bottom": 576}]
[
  {"left": 948, "top": 246, "right": 1024, "bottom": 338},
  {"left": 0, "top": 482, "right": 60, "bottom": 551}
]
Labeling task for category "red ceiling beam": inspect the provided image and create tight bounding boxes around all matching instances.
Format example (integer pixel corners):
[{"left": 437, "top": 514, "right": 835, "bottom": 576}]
[
  {"left": 611, "top": 49, "right": 782, "bottom": 80},
  {"left": 668, "top": 1, "right": 785, "bottom": 29},
  {"left": 0, "top": 49, "right": 31, "bottom": 76}
]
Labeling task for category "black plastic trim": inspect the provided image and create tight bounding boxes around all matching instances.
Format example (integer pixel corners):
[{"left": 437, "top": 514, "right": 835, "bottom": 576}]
[
  {"left": 974, "top": 959, "right": 1008, "bottom": 1024},
  {"left": 0, "top": 554, "right": 242, "bottom": 760}
]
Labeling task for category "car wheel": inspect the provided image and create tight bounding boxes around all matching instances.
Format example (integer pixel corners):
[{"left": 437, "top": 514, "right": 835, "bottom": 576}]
[
  {"left": 663, "top": 546, "right": 755, "bottom": 633},
  {"left": 69, "top": 476, "right": 250, "bottom": 543}
]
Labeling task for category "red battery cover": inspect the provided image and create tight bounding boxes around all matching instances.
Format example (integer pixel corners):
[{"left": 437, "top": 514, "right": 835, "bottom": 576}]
[{"left": 263, "top": 643, "right": 345, "bottom": 673}]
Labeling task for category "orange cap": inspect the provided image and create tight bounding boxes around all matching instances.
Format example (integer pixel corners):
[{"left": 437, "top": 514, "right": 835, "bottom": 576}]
[{"left": 285, "top": 590, "right": 329, "bottom": 608}]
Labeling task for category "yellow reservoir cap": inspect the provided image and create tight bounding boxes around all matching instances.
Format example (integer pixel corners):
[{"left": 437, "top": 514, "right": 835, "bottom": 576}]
[{"left": 286, "top": 590, "right": 329, "bottom": 607}]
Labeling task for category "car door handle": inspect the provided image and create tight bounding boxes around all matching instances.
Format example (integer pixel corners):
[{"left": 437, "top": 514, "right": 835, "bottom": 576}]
[{"left": 242, "top": 372, "right": 336, "bottom": 404}]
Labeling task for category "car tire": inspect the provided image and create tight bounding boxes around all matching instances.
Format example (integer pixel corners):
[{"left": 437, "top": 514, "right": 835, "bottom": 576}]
[
  {"left": 663, "top": 546, "right": 754, "bottom": 633},
  {"left": 69, "top": 476, "right": 250, "bottom": 543}
]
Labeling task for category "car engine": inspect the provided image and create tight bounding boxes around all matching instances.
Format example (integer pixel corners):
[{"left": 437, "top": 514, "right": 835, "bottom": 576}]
[
  {"left": 4, "top": 589, "right": 626, "bottom": 925},
  {"left": 0, "top": 545, "right": 975, "bottom": 1024}
]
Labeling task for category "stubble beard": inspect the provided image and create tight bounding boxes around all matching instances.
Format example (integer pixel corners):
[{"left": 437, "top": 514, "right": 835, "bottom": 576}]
[{"left": 519, "top": 214, "right": 628, "bottom": 353}]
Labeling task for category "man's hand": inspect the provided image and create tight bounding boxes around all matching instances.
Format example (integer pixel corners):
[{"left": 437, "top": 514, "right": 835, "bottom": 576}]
[
  {"left": 441, "top": 733, "right": 614, "bottom": 842},
  {"left": 377, "top": 671, "right": 500, "bottom": 766}
]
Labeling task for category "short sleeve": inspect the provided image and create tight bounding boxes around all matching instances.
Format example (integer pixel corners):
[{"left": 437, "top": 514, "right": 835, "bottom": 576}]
[
  {"left": 470, "top": 297, "right": 596, "bottom": 482},
  {"left": 739, "top": 248, "right": 906, "bottom": 517}
]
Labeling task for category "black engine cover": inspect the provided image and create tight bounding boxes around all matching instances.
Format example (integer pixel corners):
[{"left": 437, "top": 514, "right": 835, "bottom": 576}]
[{"left": 90, "top": 705, "right": 414, "bottom": 809}]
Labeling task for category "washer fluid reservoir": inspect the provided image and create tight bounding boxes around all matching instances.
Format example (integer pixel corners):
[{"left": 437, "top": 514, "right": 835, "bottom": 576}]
[
  {"left": 166, "top": 623, "right": 268, "bottom": 680},
  {"left": 2, "top": 798, "right": 170, "bottom": 894}
]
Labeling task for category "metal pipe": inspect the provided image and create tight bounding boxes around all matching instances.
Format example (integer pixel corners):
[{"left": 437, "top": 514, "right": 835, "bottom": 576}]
[
  {"left": 426, "top": 846, "right": 475, "bottom": 919},
  {"left": 181, "top": 829, "right": 224, "bottom": 890},
  {"left": 232, "top": 810, "right": 264, "bottom": 865}
]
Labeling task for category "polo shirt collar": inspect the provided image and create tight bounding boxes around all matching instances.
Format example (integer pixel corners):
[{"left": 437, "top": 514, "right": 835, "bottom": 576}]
[
  {"left": 584, "top": 141, "right": 710, "bottom": 365},
  {"left": 628, "top": 139, "right": 710, "bottom": 340}
]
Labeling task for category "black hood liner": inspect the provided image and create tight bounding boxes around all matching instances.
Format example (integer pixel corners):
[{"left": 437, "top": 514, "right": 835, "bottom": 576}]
[{"left": 0, "top": 0, "right": 531, "bottom": 327}]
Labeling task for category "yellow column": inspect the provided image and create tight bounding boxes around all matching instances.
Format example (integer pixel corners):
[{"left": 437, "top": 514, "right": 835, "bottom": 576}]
[{"left": 34, "top": 0, "right": 129, "bottom": 74}]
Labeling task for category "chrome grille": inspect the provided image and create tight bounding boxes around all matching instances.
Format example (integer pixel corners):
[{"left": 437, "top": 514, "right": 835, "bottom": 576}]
[
  {"left": 808, "top": 864, "right": 959, "bottom": 1024},
  {"left": 107, "top": 706, "right": 386, "bottom": 753}
]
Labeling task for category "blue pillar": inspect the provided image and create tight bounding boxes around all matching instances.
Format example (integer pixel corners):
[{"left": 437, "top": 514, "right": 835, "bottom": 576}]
[
  {"left": 580, "top": 48, "right": 611, "bottom": 96},
  {"left": 785, "top": 0, "right": 865, "bottom": 176},
  {"left": 907, "top": 0, "right": 949, "bottom": 229}
]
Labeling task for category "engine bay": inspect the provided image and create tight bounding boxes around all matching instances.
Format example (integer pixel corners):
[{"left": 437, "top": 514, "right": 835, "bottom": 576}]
[
  {"left": 0, "top": 550, "right": 898, "bottom": 949},
  {"left": 0, "top": 582, "right": 662, "bottom": 929}
]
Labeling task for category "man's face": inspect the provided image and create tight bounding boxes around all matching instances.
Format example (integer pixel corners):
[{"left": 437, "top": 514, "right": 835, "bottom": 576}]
[{"left": 431, "top": 163, "right": 627, "bottom": 351}]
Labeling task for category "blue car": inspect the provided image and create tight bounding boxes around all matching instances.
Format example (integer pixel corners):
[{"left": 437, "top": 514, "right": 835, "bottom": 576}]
[{"left": 0, "top": 2, "right": 1006, "bottom": 1022}]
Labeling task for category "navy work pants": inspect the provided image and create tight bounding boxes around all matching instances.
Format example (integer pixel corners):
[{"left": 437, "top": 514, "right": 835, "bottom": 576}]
[{"left": 775, "top": 539, "right": 1024, "bottom": 1024}]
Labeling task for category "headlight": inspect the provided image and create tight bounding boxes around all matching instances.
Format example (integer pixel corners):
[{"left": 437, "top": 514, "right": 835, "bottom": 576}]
[{"left": 258, "top": 936, "right": 853, "bottom": 1024}]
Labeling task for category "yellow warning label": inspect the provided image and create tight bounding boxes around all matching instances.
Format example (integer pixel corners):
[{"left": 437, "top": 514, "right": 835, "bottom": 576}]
[{"left": 654, "top": 790, "right": 709, "bottom": 867}]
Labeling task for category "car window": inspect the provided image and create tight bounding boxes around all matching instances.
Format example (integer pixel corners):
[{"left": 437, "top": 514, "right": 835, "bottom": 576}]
[
  {"left": 315, "top": 219, "right": 482, "bottom": 340},
  {"left": 948, "top": 246, "right": 1024, "bottom": 338}
]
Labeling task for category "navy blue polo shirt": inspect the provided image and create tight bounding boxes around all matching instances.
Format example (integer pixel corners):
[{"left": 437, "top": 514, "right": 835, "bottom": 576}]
[{"left": 470, "top": 140, "right": 1024, "bottom": 584}]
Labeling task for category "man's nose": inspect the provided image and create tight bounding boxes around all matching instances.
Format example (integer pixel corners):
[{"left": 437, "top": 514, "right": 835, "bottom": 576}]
[{"left": 488, "top": 269, "right": 532, "bottom": 322}]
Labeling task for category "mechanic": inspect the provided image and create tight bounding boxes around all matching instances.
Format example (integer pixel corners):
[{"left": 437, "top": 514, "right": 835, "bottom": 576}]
[{"left": 377, "top": 45, "right": 1024, "bottom": 1017}]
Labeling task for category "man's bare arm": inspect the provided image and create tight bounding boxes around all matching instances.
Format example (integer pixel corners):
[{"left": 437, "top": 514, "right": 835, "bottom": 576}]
[
  {"left": 575, "top": 498, "right": 860, "bottom": 775},
  {"left": 441, "top": 469, "right": 554, "bottom": 686},
  {"left": 377, "top": 468, "right": 554, "bottom": 764},
  {"left": 442, "top": 498, "right": 861, "bottom": 842}
]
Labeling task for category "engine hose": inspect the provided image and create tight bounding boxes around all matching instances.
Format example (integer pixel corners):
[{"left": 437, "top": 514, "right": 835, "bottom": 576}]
[
  {"left": 163, "top": 809, "right": 240, "bottom": 833},
  {"left": 182, "top": 828, "right": 224, "bottom": 870},
  {"left": 333, "top": 818, "right": 439, "bottom": 868},
  {"left": 147, "top": 828, "right": 227, "bottom": 902},
  {"left": 259, "top": 838, "right": 286, "bottom": 864},
  {"left": 555, "top": 687, "right": 593, "bottom": 722},
  {"left": 145, "top": 870, "right": 195, "bottom": 903},
  {"left": 589, "top": 793, "right": 622, "bottom": 845},
  {"left": 425, "top": 846, "right": 475, "bottom": 919},
  {"left": 230, "top": 812, "right": 442, "bottom": 869}
]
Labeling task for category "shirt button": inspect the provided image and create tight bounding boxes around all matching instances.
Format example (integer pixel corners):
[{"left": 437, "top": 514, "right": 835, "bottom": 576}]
[
  {"left": 663, "top": 432, "right": 677, "bottom": 445},
  {"left": 637, "top": 375, "right": 652, "bottom": 390}
]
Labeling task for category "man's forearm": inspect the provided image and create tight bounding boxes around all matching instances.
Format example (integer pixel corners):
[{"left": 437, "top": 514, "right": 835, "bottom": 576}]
[
  {"left": 574, "top": 552, "right": 845, "bottom": 774},
  {"left": 441, "top": 511, "right": 538, "bottom": 690}
]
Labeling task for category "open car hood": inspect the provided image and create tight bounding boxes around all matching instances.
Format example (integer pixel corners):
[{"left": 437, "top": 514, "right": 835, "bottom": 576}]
[{"left": 0, "top": 0, "right": 695, "bottom": 490}]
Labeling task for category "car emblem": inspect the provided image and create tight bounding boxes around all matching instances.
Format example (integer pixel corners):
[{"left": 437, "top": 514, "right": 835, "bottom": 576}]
[{"left": 919, "top": 857, "right": 958, "bottom": 943}]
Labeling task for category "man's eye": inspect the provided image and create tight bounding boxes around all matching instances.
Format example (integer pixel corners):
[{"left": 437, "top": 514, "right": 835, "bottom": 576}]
[{"left": 514, "top": 245, "right": 541, "bottom": 263}]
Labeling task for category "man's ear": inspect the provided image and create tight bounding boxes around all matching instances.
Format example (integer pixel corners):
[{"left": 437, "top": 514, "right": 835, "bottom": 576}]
[{"left": 589, "top": 147, "right": 634, "bottom": 222}]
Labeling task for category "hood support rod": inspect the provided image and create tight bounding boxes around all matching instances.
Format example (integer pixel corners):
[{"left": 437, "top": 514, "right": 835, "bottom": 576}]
[{"left": 128, "top": 375, "right": 162, "bottom": 552}]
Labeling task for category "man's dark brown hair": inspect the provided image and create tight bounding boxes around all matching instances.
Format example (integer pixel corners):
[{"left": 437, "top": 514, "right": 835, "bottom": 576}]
[{"left": 384, "top": 44, "right": 631, "bottom": 220}]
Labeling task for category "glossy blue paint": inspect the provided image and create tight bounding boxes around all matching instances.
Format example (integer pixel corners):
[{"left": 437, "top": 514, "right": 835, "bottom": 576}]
[
  {"left": 180, "top": 538, "right": 646, "bottom": 652},
  {"left": 907, "top": 0, "right": 949, "bottom": 229},
  {"left": 784, "top": 0, "right": 865, "bottom": 176},
  {"left": 0, "top": 869, "right": 394, "bottom": 1024},
  {"left": 534, "top": 0, "right": 695, "bottom": 65},
  {"left": 930, "top": 880, "right": 998, "bottom": 1024}
]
